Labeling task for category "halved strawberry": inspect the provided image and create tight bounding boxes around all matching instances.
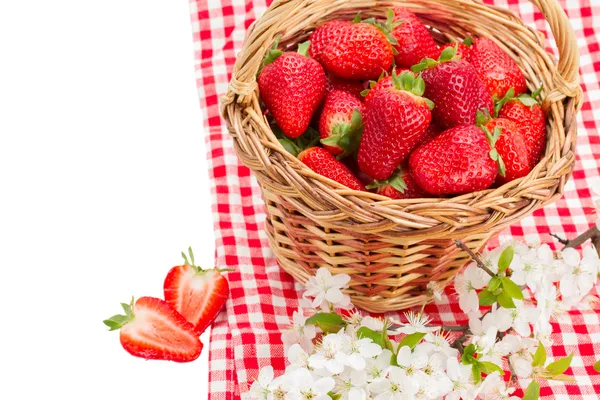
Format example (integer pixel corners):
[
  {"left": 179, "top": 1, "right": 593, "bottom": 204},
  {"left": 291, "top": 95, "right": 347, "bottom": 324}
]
[
  {"left": 104, "top": 297, "right": 202, "bottom": 362},
  {"left": 164, "top": 248, "right": 230, "bottom": 335}
]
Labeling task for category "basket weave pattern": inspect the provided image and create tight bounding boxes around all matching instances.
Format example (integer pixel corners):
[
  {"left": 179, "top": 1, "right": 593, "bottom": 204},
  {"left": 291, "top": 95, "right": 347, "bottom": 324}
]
[{"left": 222, "top": 0, "right": 583, "bottom": 312}]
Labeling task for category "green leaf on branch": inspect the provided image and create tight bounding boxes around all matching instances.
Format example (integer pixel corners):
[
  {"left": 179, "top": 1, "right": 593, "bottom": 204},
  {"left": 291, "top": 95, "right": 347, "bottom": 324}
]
[
  {"left": 472, "top": 362, "right": 482, "bottom": 384},
  {"left": 329, "top": 392, "right": 342, "bottom": 400},
  {"left": 497, "top": 290, "right": 516, "bottom": 308},
  {"left": 478, "top": 289, "right": 497, "bottom": 306},
  {"left": 480, "top": 361, "right": 505, "bottom": 376},
  {"left": 498, "top": 246, "right": 514, "bottom": 272},
  {"left": 594, "top": 360, "right": 600, "bottom": 373},
  {"left": 522, "top": 381, "right": 540, "bottom": 400},
  {"left": 487, "top": 276, "right": 501, "bottom": 292},
  {"left": 545, "top": 353, "right": 574, "bottom": 377},
  {"left": 399, "top": 332, "right": 426, "bottom": 350},
  {"left": 462, "top": 344, "right": 477, "bottom": 365},
  {"left": 306, "top": 312, "right": 345, "bottom": 334},
  {"left": 501, "top": 277, "right": 524, "bottom": 300},
  {"left": 532, "top": 341, "right": 547, "bottom": 367},
  {"left": 357, "top": 326, "right": 384, "bottom": 347}
]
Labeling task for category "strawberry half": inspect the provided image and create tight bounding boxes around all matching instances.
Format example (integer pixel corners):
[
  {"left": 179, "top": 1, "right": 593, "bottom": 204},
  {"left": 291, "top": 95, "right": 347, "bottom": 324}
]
[
  {"left": 104, "top": 297, "right": 202, "bottom": 362},
  {"left": 319, "top": 90, "right": 364, "bottom": 156},
  {"left": 258, "top": 40, "right": 326, "bottom": 138},
  {"left": 164, "top": 248, "right": 230, "bottom": 335}
]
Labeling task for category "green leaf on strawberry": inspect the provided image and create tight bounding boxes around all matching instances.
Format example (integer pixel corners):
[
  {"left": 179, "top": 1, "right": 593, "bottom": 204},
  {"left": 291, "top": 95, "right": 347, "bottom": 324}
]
[{"left": 263, "top": 35, "right": 283, "bottom": 67}]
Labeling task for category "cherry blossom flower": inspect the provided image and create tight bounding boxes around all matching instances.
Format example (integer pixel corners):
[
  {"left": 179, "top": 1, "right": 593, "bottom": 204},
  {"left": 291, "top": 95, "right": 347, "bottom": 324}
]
[
  {"left": 304, "top": 267, "right": 352, "bottom": 311},
  {"left": 365, "top": 349, "right": 392, "bottom": 381},
  {"left": 333, "top": 369, "right": 368, "bottom": 400},
  {"left": 445, "top": 357, "right": 480, "bottom": 400},
  {"left": 471, "top": 326, "right": 510, "bottom": 366},
  {"left": 396, "top": 311, "right": 440, "bottom": 334},
  {"left": 287, "top": 343, "right": 310, "bottom": 372},
  {"left": 479, "top": 372, "right": 520, "bottom": 400},
  {"left": 559, "top": 247, "right": 598, "bottom": 307},
  {"left": 308, "top": 332, "right": 347, "bottom": 375},
  {"left": 368, "top": 366, "right": 418, "bottom": 400},
  {"left": 492, "top": 300, "right": 539, "bottom": 337},
  {"left": 282, "top": 308, "right": 317, "bottom": 354},
  {"left": 286, "top": 368, "right": 335, "bottom": 400},
  {"left": 420, "top": 331, "right": 459, "bottom": 358},
  {"left": 454, "top": 263, "right": 489, "bottom": 315},
  {"left": 244, "top": 366, "right": 289, "bottom": 400},
  {"left": 502, "top": 334, "right": 538, "bottom": 378},
  {"left": 342, "top": 327, "right": 383, "bottom": 370}
]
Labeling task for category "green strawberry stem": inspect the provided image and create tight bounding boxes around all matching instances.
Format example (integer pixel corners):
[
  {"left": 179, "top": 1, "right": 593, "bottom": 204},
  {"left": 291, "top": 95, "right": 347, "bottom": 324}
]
[
  {"left": 362, "top": 9, "right": 401, "bottom": 47},
  {"left": 366, "top": 169, "right": 407, "bottom": 193},
  {"left": 390, "top": 70, "right": 434, "bottom": 109},
  {"left": 463, "top": 36, "right": 473, "bottom": 46},
  {"left": 412, "top": 45, "right": 459, "bottom": 73},
  {"left": 321, "top": 109, "right": 364, "bottom": 159},
  {"left": 263, "top": 35, "right": 283, "bottom": 67},
  {"left": 104, "top": 297, "right": 135, "bottom": 331},
  {"left": 297, "top": 41, "right": 310, "bottom": 57},
  {"left": 481, "top": 125, "right": 506, "bottom": 177}
]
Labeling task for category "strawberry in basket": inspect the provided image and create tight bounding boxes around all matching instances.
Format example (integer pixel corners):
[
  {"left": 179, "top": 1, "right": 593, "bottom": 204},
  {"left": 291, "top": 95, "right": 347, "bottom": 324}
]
[
  {"left": 258, "top": 39, "right": 326, "bottom": 139},
  {"left": 357, "top": 70, "right": 433, "bottom": 181},
  {"left": 366, "top": 166, "right": 430, "bottom": 199},
  {"left": 298, "top": 146, "right": 366, "bottom": 191},
  {"left": 388, "top": 7, "right": 441, "bottom": 68},
  {"left": 319, "top": 90, "right": 365, "bottom": 156},
  {"left": 496, "top": 87, "right": 547, "bottom": 168}
]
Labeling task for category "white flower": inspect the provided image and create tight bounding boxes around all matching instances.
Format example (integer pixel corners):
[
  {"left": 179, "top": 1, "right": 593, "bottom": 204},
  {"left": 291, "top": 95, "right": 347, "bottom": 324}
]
[
  {"left": 395, "top": 345, "right": 428, "bottom": 375},
  {"left": 426, "top": 281, "right": 444, "bottom": 302},
  {"left": 286, "top": 368, "right": 335, "bottom": 400},
  {"left": 559, "top": 247, "right": 597, "bottom": 307},
  {"left": 333, "top": 369, "right": 368, "bottom": 400},
  {"left": 502, "top": 334, "right": 538, "bottom": 378},
  {"left": 342, "top": 327, "right": 383, "bottom": 370},
  {"left": 468, "top": 311, "right": 496, "bottom": 336},
  {"left": 308, "top": 332, "right": 347, "bottom": 375},
  {"left": 396, "top": 311, "right": 439, "bottom": 334},
  {"left": 412, "top": 351, "right": 453, "bottom": 398},
  {"left": 533, "top": 315, "right": 554, "bottom": 348},
  {"left": 454, "top": 263, "right": 489, "bottom": 315},
  {"left": 368, "top": 366, "right": 418, "bottom": 400},
  {"left": 419, "top": 331, "right": 459, "bottom": 359},
  {"left": 244, "top": 366, "right": 288, "bottom": 400},
  {"left": 282, "top": 309, "right": 317, "bottom": 354},
  {"left": 479, "top": 372, "right": 520, "bottom": 400},
  {"left": 359, "top": 316, "right": 401, "bottom": 336},
  {"left": 365, "top": 349, "right": 392, "bottom": 381},
  {"left": 509, "top": 251, "right": 543, "bottom": 292},
  {"left": 534, "top": 280, "right": 568, "bottom": 322},
  {"left": 445, "top": 358, "right": 480, "bottom": 400},
  {"left": 471, "top": 326, "right": 510, "bottom": 366},
  {"left": 287, "top": 344, "right": 310, "bottom": 372},
  {"left": 304, "top": 268, "right": 352, "bottom": 311},
  {"left": 493, "top": 300, "right": 539, "bottom": 337}
]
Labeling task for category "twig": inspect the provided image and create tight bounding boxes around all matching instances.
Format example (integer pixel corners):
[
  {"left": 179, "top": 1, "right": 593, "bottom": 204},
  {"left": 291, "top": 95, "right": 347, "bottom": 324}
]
[
  {"left": 440, "top": 325, "right": 470, "bottom": 332},
  {"left": 450, "top": 332, "right": 469, "bottom": 352},
  {"left": 508, "top": 359, "right": 518, "bottom": 384},
  {"left": 557, "top": 225, "right": 600, "bottom": 249},
  {"left": 455, "top": 240, "right": 496, "bottom": 277},
  {"left": 550, "top": 233, "right": 569, "bottom": 245}
]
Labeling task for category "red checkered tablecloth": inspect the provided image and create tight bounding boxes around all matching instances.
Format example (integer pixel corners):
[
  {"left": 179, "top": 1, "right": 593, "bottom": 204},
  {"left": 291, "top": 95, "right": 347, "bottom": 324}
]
[{"left": 189, "top": 0, "right": 600, "bottom": 398}]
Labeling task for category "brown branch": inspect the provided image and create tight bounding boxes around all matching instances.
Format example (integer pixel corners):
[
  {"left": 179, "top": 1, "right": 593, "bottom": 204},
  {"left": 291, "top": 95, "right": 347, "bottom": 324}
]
[
  {"left": 562, "top": 225, "right": 600, "bottom": 249},
  {"left": 455, "top": 240, "right": 496, "bottom": 277}
]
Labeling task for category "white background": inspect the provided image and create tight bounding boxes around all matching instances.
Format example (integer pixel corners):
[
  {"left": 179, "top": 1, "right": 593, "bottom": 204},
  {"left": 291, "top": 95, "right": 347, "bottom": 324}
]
[{"left": 0, "top": 1, "right": 211, "bottom": 399}]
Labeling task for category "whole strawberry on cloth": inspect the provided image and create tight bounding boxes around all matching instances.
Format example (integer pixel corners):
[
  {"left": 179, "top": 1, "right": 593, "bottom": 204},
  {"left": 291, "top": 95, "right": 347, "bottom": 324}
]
[
  {"left": 104, "top": 297, "right": 203, "bottom": 362},
  {"left": 318, "top": 15, "right": 394, "bottom": 80},
  {"left": 358, "top": 70, "right": 433, "bottom": 181},
  {"left": 319, "top": 90, "right": 365, "bottom": 157},
  {"left": 409, "top": 124, "right": 502, "bottom": 195},
  {"left": 413, "top": 46, "right": 490, "bottom": 128},
  {"left": 388, "top": 7, "right": 441, "bottom": 68},
  {"left": 496, "top": 87, "right": 547, "bottom": 168},
  {"left": 258, "top": 40, "right": 326, "bottom": 138},
  {"left": 468, "top": 37, "right": 527, "bottom": 99}
]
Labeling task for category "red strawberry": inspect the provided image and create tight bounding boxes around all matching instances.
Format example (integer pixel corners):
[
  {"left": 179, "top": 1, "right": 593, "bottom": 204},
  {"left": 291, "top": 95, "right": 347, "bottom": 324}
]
[
  {"left": 414, "top": 122, "right": 442, "bottom": 148},
  {"left": 104, "top": 297, "right": 202, "bottom": 362},
  {"left": 497, "top": 88, "right": 546, "bottom": 168},
  {"left": 319, "top": 90, "right": 364, "bottom": 156},
  {"left": 474, "top": 77, "right": 494, "bottom": 115},
  {"left": 409, "top": 125, "right": 499, "bottom": 195},
  {"left": 298, "top": 147, "right": 366, "bottom": 190},
  {"left": 343, "top": 156, "right": 374, "bottom": 187},
  {"left": 320, "top": 22, "right": 393, "bottom": 80},
  {"left": 389, "top": 8, "right": 441, "bottom": 68},
  {"left": 258, "top": 41, "right": 326, "bottom": 138},
  {"left": 325, "top": 75, "right": 365, "bottom": 99},
  {"left": 309, "top": 20, "right": 351, "bottom": 64},
  {"left": 362, "top": 69, "right": 411, "bottom": 105},
  {"left": 468, "top": 37, "right": 527, "bottom": 99},
  {"left": 440, "top": 41, "right": 472, "bottom": 61},
  {"left": 358, "top": 71, "right": 433, "bottom": 181},
  {"left": 482, "top": 117, "right": 530, "bottom": 184},
  {"left": 164, "top": 248, "right": 230, "bottom": 335},
  {"left": 414, "top": 47, "right": 482, "bottom": 128},
  {"left": 367, "top": 167, "right": 430, "bottom": 199}
]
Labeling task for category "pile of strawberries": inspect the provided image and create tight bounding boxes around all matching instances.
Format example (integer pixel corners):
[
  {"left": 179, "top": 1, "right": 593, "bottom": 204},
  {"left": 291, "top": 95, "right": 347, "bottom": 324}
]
[
  {"left": 104, "top": 248, "right": 229, "bottom": 362},
  {"left": 258, "top": 8, "right": 546, "bottom": 198}
]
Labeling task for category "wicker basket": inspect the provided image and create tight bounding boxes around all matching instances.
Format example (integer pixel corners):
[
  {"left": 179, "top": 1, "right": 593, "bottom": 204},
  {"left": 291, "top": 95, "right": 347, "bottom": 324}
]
[{"left": 221, "top": 0, "right": 582, "bottom": 313}]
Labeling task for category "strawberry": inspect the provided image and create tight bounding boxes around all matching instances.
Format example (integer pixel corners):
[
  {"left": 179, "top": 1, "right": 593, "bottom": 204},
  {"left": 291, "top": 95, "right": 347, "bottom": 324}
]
[
  {"left": 357, "top": 71, "right": 433, "bottom": 181},
  {"left": 413, "top": 46, "right": 482, "bottom": 128},
  {"left": 298, "top": 147, "right": 366, "bottom": 190},
  {"left": 319, "top": 90, "right": 364, "bottom": 156},
  {"left": 164, "top": 248, "right": 230, "bottom": 335},
  {"left": 468, "top": 37, "right": 527, "bottom": 99},
  {"left": 496, "top": 87, "right": 546, "bottom": 168},
  {"left": 320, "top": 20, "right": 393, "bottom": 80},
  {"left": 483, "top": 118, "right": 530, "bottom": 184},
  {"left": 104, "top": 297, "right": 202, "bottom": 362},
  {"left": 325, "top": 75, "right": 365, "bottom": 99},
  {"left": 414, "top": 122, "right": 442, "bottom": 148},
  {"left": 409, "top": 125, "right": 499, "bottom": 195},
  {"left": 258, "top": 40, "right": 326, "bottom": 138},
  {"left": 309, "top": 20, "right": 351, "bottom": 64},
  {"left": 389, "top": 7, "right": 441, "bottom": 68},
  {"left": 362, "top": 68, "right": 411, "bottom": 105},
  {"left": 343, "top": 156, "right": 374, "bottom": 187},
  {"left": 367, "top": 167, "right": 430, "bottom": 199},
  {"left": 440, "top": 38, "right": 472, "bottom": 60}
]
